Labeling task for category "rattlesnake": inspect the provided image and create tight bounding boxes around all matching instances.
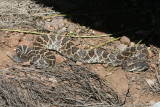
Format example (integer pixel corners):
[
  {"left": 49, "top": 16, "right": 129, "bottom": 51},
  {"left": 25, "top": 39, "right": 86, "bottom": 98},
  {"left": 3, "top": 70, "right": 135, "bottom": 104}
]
[{"left": 12, "top": 34, "right": 149, "bottom": 71}]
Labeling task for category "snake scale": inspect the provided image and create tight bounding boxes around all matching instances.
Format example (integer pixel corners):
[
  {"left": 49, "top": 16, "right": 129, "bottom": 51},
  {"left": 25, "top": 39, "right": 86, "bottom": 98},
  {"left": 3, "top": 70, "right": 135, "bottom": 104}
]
[{"left": 13, "top": 35, "right": 149, "bottom": 71}]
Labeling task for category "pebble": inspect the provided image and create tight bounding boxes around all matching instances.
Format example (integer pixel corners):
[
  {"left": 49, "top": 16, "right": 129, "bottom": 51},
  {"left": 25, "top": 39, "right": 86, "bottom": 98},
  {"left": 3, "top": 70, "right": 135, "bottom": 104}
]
[
  {"left": 150, "top": 63, "right": 157, "bottom": 69},
  {"left": 145, "top": 79, "right": 156, "bottom": 86},
  {"left": 60, "top": 27, "right": 67, "bottom": 33},
  {"left": 76, "top": 29, "right": 81, "bottom": 34},
  {"left": 22, "top": 61, "right": 31, "bottom": 66},
  {"left": 48, "top": 77, "right": 57, "bottom": 83},
  {"left": 55, "top": 54, "right": 67, "bottom": 63},
  {"left": 117, "top": 44, "right": 127, "bottom": 51},
  {"left": 76, "top": 61, "right": 83, "bottom": 65},
  {"left": 131, "top": 77, "right": 136, "bottom": 82},
  {"left": 67, "top": 24, "right": 76, "bottom": 31},
  {"left": 149, "top": 100, "right": 156, "bottom": 106},
  {"left": 148, "top": 50, "right": 155, "bottom": 58},
  {"left": 130, "top": 42, "right": 135, "bottom": 47},
  {"left": 120, "top": 36, "right": 131, "bottom": 45},
  {"left": 102, "top": 64, "right": 109, "bottom": 68}
]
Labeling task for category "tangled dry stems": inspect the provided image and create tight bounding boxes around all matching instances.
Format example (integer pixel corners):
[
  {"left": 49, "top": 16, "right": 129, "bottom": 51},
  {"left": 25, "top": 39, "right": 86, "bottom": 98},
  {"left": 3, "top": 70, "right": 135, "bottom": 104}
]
[{"left": 0, "top": 62, "right": 122, "bottom": 107}]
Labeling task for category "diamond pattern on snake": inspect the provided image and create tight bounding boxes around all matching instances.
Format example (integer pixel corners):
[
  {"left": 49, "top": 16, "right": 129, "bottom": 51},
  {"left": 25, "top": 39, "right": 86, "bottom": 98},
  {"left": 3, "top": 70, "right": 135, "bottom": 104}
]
[{"left": 12, "top": 34, "right": 149, "bottom": 71}]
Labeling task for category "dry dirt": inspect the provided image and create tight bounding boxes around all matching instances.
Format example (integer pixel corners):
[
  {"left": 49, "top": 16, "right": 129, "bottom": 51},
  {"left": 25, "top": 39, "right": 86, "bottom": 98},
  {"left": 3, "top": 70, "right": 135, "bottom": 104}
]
[{"left": 0, "top": 0, "right": 160, "bottom": 107}]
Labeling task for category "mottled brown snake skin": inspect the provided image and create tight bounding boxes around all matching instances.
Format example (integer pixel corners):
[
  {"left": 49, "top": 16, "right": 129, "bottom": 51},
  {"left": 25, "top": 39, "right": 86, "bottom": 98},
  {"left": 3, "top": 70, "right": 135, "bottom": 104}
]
[{"left": 13, "top": 35, "right": 149, "bottom": 71}]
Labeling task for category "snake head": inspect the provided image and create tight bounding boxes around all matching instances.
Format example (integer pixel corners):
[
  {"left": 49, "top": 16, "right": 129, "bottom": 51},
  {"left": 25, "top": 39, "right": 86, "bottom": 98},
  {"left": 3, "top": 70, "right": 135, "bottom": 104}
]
[{"left": 30, "top": 56, "right": 50, "bottom": 69}]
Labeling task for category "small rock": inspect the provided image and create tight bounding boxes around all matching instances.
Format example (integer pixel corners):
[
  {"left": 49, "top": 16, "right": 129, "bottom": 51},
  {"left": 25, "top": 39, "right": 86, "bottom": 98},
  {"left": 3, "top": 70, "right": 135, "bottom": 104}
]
[
  {"left": 76, "top": 61, "right": 83, "bottom": 65},
  {"left": 75, "top": 29, "right": 81, "bottom": 34},
  {"left": 149, "top": 100, "right": 156, "bottom": 105},
  {"left": 46, "top": 18, "right": 52, "bottom": 22},
  {"left": 22, "top": 61, "right": 31, "bottom": 66},
  {"left": 57, "top": 27, "right": 67, "bottom": 34},
  {"left": 55, "top": 54, "right": 66, "bottom": 63},
  {"left": 145, "top": 79, "right": 156, "bottom": 86},
  {"left": 117, "top": 44, "right": 127, "bottom": 51},
  {"left": 102, "top": 64, "right": 109, "bottom": 68},
  {"left": 130, "top": 42, "right": 135, "bottom": 47},
  {"left": 61, "top": 27, "right": 67, "bottom": 32},
  {"left": 150, "top": 63, "right": 157, "bottom": 68},
  {"left": 63, "top": 67, "right": 70, "bottom": 71},
  {"left": 48, "top": 77, "right": 57, "bottom": 83},
  {"left": 148, "top": 50, "right": 155, "bottom": 58},
  {"left": 44, "top": 17, "right": 64, "bottom": 31},
  {"left": 120, "top": 36, "right": 131, "bottom": 45},
  {"left": 67, "top": 24, "right": 76, "bottom": 31},
  {"left": 81, "top": 26, "right": 86, "bottom": 29},
  {"left": 131, "top": 77, "right": 136, "bottom": 82}
]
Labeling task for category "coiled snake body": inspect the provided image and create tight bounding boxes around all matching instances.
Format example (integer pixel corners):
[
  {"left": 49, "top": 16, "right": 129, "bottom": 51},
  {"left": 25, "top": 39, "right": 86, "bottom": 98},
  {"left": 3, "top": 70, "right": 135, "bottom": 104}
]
[{"left": 13, "top": 35, "right": 149, "bottom": 71}]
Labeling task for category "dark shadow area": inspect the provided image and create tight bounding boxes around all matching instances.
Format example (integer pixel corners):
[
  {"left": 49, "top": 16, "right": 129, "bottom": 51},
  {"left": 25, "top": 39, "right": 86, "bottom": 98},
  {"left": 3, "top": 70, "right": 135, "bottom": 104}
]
[{"left": 33, "top": 0, "right": 160, "bottom": 46}]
